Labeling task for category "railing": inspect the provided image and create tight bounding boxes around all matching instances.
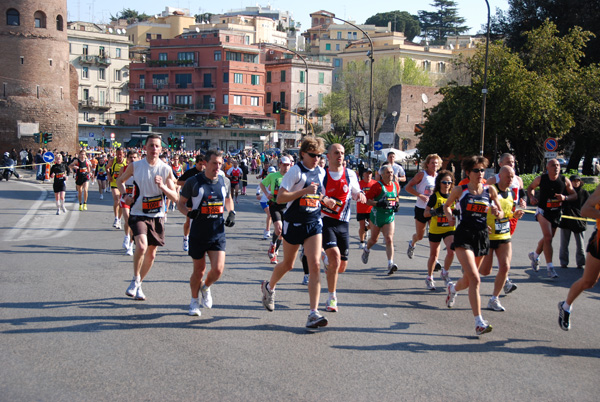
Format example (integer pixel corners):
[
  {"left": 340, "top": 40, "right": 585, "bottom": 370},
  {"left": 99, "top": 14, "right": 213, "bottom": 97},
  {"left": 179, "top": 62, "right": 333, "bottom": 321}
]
[
  {"left": 78, "top": 55, "right": 112, "bottom": 66},
  {"left": 147, "top": 60, "right": 198, "bottom": 68}
]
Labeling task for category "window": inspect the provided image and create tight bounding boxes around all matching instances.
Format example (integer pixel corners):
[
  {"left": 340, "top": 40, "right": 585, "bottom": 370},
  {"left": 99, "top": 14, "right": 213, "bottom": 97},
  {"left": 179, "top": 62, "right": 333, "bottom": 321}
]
[
  {"left": 203, "top": 73, "right": 212, "bottom": 87},
  {"left": 83, "top": 112, "right": 89, "bottom": 121},
  {"left": 226, "top": 51, "right": 242, "bottom": 61},
  {"left": 139, "top": 75, "right": 145, "bottom": 89},
  {"left": 115, "top": 91, "right": 121, "bottom": 103},
  {"left": 175, "top": 95, "right": 192, "bottom": 105},
  {"left": 159, "top": 53, "right": 167, "bottom": 61},
  {"left": 225, "top": 36, "right": 230, "bottom": 42},
  {"left": 214, "top": 51, "right": 221, "bottom": 61},
  {"left": 250, "top": 96, "right": 259, "bottom": 106},
  {"left": 175, "top": 73, "right": 192, "bottom": 88},
  {"left": 115, "top": 48, "right": 121, "bottom": 58},
  {"left": 223, "top": 72, "right": 229, "bottom": 83},
  {"left": 99, "top": 46, "right": 105, "bottom": 57},
  {"left": 318, "top": 72, "right": 324, "bottom": 84},
  {"left": 243, "top": 53, "right": 258, "bottom": 63},
  {"left": 251, "top": 75, "right": 260, "bottom": 85},
  {"left": 280, "top": 70, "right": 286, "bottom": 82},
  {"left": 139, "top": 95, "right": 145, "bottom": 105},
  {"left": 439, "top": 62, "right": 446, "bottom": 73},
  {"left": 318, "top": 93, "right": 324, "bottom": 107},
  {"left": 115, "top": 70, "right": 122, "bottom": 81},
  {"left": 336, "top": 44, "right": 340, "bottom": 51},
  {"left": 82, "top": 45, "right": 88, "bottom": 56},
  {"left": 146, "top": 33, "right": 152, "bottom": 42},
  {"left": 266, "top": 92, "right": 271, "bottom": 104},
  {"left": 300, "top": 70, "right": 305, "bottom": 83},
  {"left": 99, "top": 90, "right": 106, "bottom": 106},
  {"left": 83, "top": 88, "right": 89, "bottom": 100},
  {"left": 156, "top": 34, "right": 162, "bottom": 40},
  {"left": 325, "top": 43, "right": 331, "bottom": 51},
  {"left": 178, "top": 52, "right": 194, "bottom": 61},
  {"left": 34, "top": 11, "right": 46, "bottom": 28},
  {"left": 234, "top": 73, "right": 243, "bottom": 84},
  {"left": 82, "top": 67, "right": 88, "bottom": 79},
  {"left": 98, "top": 68, "right": 105, "bottom": 80},
  {"left": 337, "top": 32, "right": 342, "bottom": 39},
  {"left": 266, "top": 71, "right": 271, "bottom": 83},
  {"left": 7, "top": 9, "right": 19, "bottom": 26},
  {"left": 423, "top": 60, "right": 431, "bottom": 72},
  {"left": 279, "top": 114, "right": 285, "bottom": 124},
  {"left": 245, "top": 36, "right": 250, "bottom": 45},
  {"left": 223, "top": 94, "right": 229, "bottom": 104},
  {"left": 152, "top": 74, "right": 168, "bottom": 86},
  {"left": 280, "top": 91, "right": 285, "bottom": 104},
  {"left": 233, "top": 95, "right": 242, "bottom": 105},
  {"left": 152, "top": 95, "right": 168, "bottom": 107},
  {"left": 347, "top": 32, "right": 352, "bottom": 40},
  {"left": 298, "top": 92, "right": 305, "bottom": 105},
  {"left": 334, "top": 58, "right": 341, "bottom": 68}
]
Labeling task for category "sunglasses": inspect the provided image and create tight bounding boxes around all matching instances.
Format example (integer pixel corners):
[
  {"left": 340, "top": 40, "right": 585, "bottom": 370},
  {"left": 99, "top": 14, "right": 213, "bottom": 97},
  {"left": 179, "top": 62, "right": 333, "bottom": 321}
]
[
  {"left": 441, "top": 181, "right": 453, "bottom": 185},
  {"left": 306, "top": 152, "right": 320, "bottom": 158},
  {"left": 471, "top": 168, "right": 485, "bottom": 173}
]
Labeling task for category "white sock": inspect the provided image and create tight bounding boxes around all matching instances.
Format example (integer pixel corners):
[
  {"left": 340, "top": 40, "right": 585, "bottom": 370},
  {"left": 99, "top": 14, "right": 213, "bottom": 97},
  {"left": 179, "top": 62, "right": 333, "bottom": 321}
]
[
  {"left": 441, "top": 269, "right": 449, "bottom": 275},
  {"left": 450, "top": 283, "right": 456, "bottom": 293},
  {"left": 191, "top": 297, "right": 199, "bottom": 303},
  {"left": 134, "top": 275, "right": 141, "bottom": 283},
  {"left": 183, "top": 235, "right": 189, "bottom": 240},
  {"left": 427, "top": 275, "right": 433, "bottom": 280},
  {"left": 490, "top": 295, "right": 498, "bottom": 301},
  {"left": 547, "top": 262, "right": 554, "bottom": 269},
  {"left": 563, "top": 302, "right": 571, "bottom": 312},
  {"left": 388, "top": 259, "right": 394, "bottom": 266},
  {"left": 475, "top": 315, "right": 485, "bottom": 326},
  {"left": 329, "top": 292, "right": 336, "bottom": 300},
  {"left": 534, "top": 252, "right": 540, "bottom": 259}
]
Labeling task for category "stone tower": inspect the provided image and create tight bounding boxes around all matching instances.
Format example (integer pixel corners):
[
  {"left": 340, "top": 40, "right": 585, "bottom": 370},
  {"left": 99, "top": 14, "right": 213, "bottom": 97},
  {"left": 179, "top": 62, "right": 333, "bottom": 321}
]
[{"left": 0, "top": 0, "right": 78, "bottom": 154}]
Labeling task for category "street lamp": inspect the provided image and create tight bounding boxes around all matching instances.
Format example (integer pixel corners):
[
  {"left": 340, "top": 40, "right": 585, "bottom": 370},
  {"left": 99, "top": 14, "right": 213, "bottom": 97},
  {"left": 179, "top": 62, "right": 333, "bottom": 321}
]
[
  {"left": 325, "top": 12, "right": 375, "bottom": 167},
  {"left": 479, "top": 0, "right": 491, "bottom": 158},
  {"left": 261, "top": 43, "right": 309, "bottom": 136}
]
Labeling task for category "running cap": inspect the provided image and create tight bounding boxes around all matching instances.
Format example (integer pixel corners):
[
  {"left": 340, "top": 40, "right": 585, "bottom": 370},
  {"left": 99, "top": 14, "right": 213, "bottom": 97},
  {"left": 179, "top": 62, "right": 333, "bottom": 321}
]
[
  {"left": 268, "top": 166, "right": 276, "bottom": 173},
  {"left": 570, "top": 174, "right": 581, "bottom": 181},
  {"left": 3, "top": 152, "right": 9, "bottom": 157},
  {"left": 280, "top": 156, "right": 291, "bottom": 165}
]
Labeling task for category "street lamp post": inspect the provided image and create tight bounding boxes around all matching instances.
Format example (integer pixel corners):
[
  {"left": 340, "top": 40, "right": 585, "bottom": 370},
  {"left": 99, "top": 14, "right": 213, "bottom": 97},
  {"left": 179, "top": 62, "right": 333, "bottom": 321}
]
[
  {"left": 262, "top": 43, "right": 309, "bottom": 136},
  {"left": 326, "top": 13, "right": 374, "bottom": 167},
  {"left": 479, "top": 0, "right": 491, "bottom": 157}
]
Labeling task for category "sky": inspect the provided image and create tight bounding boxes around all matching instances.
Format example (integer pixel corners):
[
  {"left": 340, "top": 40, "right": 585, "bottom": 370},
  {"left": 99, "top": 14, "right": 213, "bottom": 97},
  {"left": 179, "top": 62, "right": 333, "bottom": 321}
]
[{"left": 67, "top": 0, "right": 510, "bottom": 36}]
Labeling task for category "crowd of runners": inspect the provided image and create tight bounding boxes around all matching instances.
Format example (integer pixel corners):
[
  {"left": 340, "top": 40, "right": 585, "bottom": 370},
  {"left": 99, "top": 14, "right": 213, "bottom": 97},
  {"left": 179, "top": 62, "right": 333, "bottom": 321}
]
[{"left": 10, "top": 136, "right": 600, "bottom": 335}]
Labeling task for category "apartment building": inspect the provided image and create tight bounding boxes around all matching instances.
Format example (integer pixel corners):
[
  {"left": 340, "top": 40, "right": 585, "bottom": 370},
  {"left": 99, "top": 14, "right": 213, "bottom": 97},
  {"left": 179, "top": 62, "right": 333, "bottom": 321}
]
[{"left": 68, "top": 21, "right": 131, "bottom": 128}]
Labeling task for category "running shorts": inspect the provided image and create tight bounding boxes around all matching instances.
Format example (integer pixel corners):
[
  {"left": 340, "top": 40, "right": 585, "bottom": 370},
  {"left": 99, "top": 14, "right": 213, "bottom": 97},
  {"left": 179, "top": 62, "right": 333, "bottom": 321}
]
[
  {"left": 451, "top": 226, "right": 489, "bottom": 257},
  {"left": 356, "top": 212, "right": 370, "bottom": 222},
  {"left": 189, "top": 234, "right": 226, "bottom": 260},
  {"left": 414, "top": 206, "right": 431, "bottom": 224},
  {"left": 268, "top": 202, "right": 286, "bottom": 223},
  {"left": 536, "top": 207, "right": 561, "bottom": 228},
  {"left": 489, "top": 238, "right": 511, "bottom": 249},
  {"left": 129, "top": 215, "right": 165, "bottom": 247},
  {"left": 428, "top": 230, "right": 454, "bottom": 243},
  {"left": 53, "top": 182, "right": 66, "bottom": 193},
  {"left": 321, "top": 217, "right": 350, "bottom": 261},
  {"left": 586, "top": 230, "right": 600, "bottom": 260},
  {"left": 282, "top": 220, "right": 322, "bottom": 245}
]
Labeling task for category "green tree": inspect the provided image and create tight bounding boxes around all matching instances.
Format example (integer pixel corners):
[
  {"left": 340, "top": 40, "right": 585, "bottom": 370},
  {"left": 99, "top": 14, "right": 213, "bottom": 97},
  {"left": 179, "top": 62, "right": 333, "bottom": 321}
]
[
  {"left": 324, "top": 57, "right": 432, "bottom": 139},
  {"left": 365, "top": 11, "right": 420, "bottom": 42},
  {"left": 110, "top": 8, "right": 151, "bottom": 24},
  {"left": 195, "top": 13, "right": 214, "bottom": 24},
  {"left": 319, "top": 133, "right": 356, "bottom": 153},
  {"left": 418, "top": 0, "right": 469, "bottom": 45}
]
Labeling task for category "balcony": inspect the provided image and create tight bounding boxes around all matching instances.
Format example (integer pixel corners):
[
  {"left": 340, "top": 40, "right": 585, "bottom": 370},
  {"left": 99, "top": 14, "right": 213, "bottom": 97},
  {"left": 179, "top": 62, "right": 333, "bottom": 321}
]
[
  {"left": 147, "top": 59, "right": 197, "bottom": 68},
  {"left": 78, "top": 55, "right": 112, "bottom": 66},
  {"left": 79, "top": 99, "right": 111, "bottom": 110}
]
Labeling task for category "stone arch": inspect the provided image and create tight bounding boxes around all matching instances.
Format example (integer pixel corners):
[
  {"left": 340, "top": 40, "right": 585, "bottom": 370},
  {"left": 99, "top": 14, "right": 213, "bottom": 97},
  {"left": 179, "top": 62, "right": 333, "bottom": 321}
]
[
  {"left": 56, "top": 14, "right": 63, "bottom": 31},
  {"left": 6, "top": 8, "right": 20, "bottom": 26}
]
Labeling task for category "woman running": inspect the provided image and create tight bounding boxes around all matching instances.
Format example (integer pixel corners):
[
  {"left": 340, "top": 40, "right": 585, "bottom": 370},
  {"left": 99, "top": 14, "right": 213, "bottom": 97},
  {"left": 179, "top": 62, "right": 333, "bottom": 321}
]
[{"left": 49, "top": 153, "right": 68, "bottom": 215}]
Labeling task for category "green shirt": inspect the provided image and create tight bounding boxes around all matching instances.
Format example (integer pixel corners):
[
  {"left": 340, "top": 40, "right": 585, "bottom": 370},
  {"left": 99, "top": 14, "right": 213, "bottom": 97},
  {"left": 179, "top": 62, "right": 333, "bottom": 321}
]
[{"left": 261, "top": 172, "right": 283, "bottom": 203}]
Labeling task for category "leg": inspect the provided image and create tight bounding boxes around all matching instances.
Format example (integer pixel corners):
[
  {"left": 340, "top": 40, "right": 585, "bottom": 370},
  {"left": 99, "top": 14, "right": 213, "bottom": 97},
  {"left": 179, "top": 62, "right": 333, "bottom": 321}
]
[
  {"left": 190, "top": 257, "right": 207, "bottom": 298},
  {"left": 411, "top": 219, "right": 427, "bottom": 246},
  {"left": 82, "top": 182, "right": 89, "bottom": 203},
  {"left": 111, "top": 188, "right": 121, "bottom": 219},
  {"left": 268, "top": 239, "right": 300, "bottom": 288},
  {"left": 427, "top": 241, "right": 442, "bottom": 276},
  {"left": 565, "top": 253, "right": 600, "bottom": 305},
  {"left": 303, "top": 234, "right": 323, "bottom": 311},
  {"left": 381, "top": 221, "right": 395, "bottom": 262},
  {"left": 367, "top": 225, "right": 381, "bottom": 250},
  {"left": 204, "top": 250, "right": 226, "bottom": 288},
  {"left": 325, "top": 247, "right": 341, "bottom": 293},
  {"left": 358, "top": 219, "right": 367, "bottom": 243},
  {"left": 492, "top": 243, "right": 511, "bottom": 298},
  {"left": 454, "top": 248, "right": 483, "bottom": 317},
  {"left": 559, "top": 228, "right": 570, "bottom": 267},
  {"left": 574, "top": 231, "right": 586, "bottom": 268},
  {"left": 537, "top": 215, "right": 556, "bottom": 264}
]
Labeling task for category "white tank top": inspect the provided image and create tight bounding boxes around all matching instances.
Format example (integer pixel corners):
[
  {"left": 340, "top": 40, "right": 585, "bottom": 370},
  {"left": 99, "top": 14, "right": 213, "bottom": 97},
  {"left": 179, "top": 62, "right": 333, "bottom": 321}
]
[
  {"left": 415, "top": 171, "right": 436, "bottom": 209},
  {"left": 130, "top": 158, "right": 172, "bottom": 217}
]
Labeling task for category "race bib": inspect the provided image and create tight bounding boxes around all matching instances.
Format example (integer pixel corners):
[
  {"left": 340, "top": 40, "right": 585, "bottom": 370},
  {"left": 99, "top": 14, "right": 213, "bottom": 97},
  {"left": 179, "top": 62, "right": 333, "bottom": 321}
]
[
  {"left": 55, "top": 172, "right": 65, "bottom": 179},
  {"left": 200, "top": 201, "right": 224, "bottom": 217},
  {"left": 546, "top": 199, "right": 561, "bottom": 209},
  {"left": 495, "top": 219, "right": 510, "bottom": 234},
  {"left": 466, "top": 202, "right": 489, "bottom": 214},
  {"left": 437, "top": 215, "right": 450, "bottom": 227},
  {"left": 300, "top": 194, "right": 320, "bottom": 208},
  {"left": 322, "top": 197, "right": 344, "bottom": 214},
  {"left": 142, "top": 195, "right": 163, "bottom": 213},
  {"left": 125, "top": 185, "right": 134, "bottom": 194}
]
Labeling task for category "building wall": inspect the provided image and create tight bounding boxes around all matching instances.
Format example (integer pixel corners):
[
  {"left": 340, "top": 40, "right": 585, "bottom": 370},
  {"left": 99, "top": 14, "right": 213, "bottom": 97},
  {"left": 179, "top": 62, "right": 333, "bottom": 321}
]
[{"left": 0, "top": 0, "right": 78, "bottom": 153}]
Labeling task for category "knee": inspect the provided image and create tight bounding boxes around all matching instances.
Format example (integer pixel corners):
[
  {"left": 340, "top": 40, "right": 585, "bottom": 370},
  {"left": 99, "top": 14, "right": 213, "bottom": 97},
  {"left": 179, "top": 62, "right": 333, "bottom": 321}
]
[
  {"left": 581, "top": 278, "right": 599, "bottom": 290},
  {"left": 543, "top": 233, "right": 554, "bottom": 243}
]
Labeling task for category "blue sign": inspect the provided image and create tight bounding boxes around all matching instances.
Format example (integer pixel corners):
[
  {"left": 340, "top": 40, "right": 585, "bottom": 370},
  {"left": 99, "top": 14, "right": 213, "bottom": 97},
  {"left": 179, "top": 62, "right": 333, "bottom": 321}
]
[
  {"left": 374, "top": 141, "right": 383, "bottom": 151},
  {"left": 101, "top": 126, "right": 105, "bottom": 132},
  {"left": 43, "top": 152, "right": 55, "bottom": 163},
  {"left": 89, "top": 133, "right": 95, "bottom": 138},
  {"left": 181, "top": 136, "right": 184, "bottom": 141}
]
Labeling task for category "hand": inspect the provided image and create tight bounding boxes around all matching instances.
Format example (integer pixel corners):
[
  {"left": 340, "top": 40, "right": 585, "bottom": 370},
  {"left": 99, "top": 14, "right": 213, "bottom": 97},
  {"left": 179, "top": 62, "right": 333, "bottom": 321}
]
[
  {"left": 392, "top": 203, "right": 399, "bottom": 213},
  {"left": 514, "top": 209, "right": 525, "bottom": 220},
  {"left": 124, "top": 194, "right": 134, "bottom": 206},
  {"left": 357, "top": 192, "right": 367, "bottom": 204},
  {"left": 154, "top": 175, "right": 164, "bottom": 188},
  {"left": 305, "top": 182, "right": 319, "bottom": 195},
  {"left": 322, "top": 196, "right": 337, "bottom": 209},
  {"left": 434, "top": 206, "right": 445, "bottom": 217},
  {"left": 376, "top": 198, "right": 389, "bottom": 208},
  {"left": 225, "top": 211, "right": 236, "bottom": 227},
  {"left": 187, "top": 209, "right": 199, "bottom": 219},
  {"left": 529, "top": 195, "right": 538, "bottom": 206}
]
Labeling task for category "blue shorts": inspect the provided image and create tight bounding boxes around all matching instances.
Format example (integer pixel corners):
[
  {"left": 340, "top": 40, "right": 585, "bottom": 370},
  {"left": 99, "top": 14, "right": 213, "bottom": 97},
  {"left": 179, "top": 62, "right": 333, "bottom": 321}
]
[
  {"left": 322, "top": 217, "right": 350, "bottom": 261},
  {"left": 189, "top": 235, "right": 226, "bottom": 260},
  {"left": 260, "top": 201, "right": 269, "bottom": 210},
  {"left": 283, "top": 220, "right": 322, "bottom": 245},
  {"left": 97, "top": 176, "right": 107, "bottom": 181}
]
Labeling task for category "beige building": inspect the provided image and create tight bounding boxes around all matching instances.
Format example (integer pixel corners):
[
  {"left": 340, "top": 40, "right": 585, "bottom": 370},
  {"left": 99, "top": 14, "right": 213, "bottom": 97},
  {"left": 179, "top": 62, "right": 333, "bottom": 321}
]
[
  {"left": 68, "top": 21, "right": 131, "bottom": 128},
  {"left": 189, "top": 14, "right": 288, "bottom": 47}
]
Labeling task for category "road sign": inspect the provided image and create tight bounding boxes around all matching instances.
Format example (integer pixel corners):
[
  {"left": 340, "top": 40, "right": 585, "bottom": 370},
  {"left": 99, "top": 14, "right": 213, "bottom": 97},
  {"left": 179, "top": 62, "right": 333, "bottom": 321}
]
[
  {"left": 43, "top": 152, "right": 55, "bottom": 163},
  {"left": 89, "top": 133, "right": 94, "bottom": 138},
  {"left": 374, "top": 141, "right": 383, "bottom": 151},
  {"left": 545, "top": 151, "right": 558, "bottom": 159},
  {"left": 181, "top": 136, "right": 184, "bottom": 141},
  {"left": 378, "top": 132, "right": 394, "bottom": 145},
  {"left": 110, "top": 132, "right": 115, "bottom": 139},
  {"left": 544, "top": 137, "right": 558, "bottom": 152}
]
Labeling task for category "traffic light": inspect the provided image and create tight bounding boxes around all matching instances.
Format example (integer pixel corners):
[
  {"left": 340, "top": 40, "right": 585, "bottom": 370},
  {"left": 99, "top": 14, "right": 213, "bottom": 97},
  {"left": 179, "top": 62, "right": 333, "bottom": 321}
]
[
  {"left": 273, "top": 101, "right": 282, "bottom": 114},
  {"left": 46, "top": 132, "right": 53, "bottom": 143},
  {"left": 42, "top": 132, "right": 48, "bottom": 144},
  {"left": 168, "top": 137, "right": 173, "bottom": 148},
  {"left": 33, "top": 133, "right": 40, "bottom": 143}
]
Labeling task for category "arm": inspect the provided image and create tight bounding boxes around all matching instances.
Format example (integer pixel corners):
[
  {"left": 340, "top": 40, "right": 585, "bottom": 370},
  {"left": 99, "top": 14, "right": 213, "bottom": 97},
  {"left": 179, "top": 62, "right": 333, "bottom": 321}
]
[
  {"left": 488, "top": 185, "right": 504, "bottom": 220},
  {"left": 527, "top": 175, "right": 542, "bottom": 205},
  {"left": 177, "top": 193, "right": 190, "bottom": 216},
  {"left": 581, "top": 185, "right": 600, "bottom": 219},
  {"left": 404, "top": 172, "right": 424, "bottom": 199},
  {"left": 157, "top": 171, "right": 179, "bottom": 204},
  {"left": 276, "top": 184, "right": 318, "bottom": 204},
  {"left": 259, "top": 182, "right": 271, "bottom": 200},
  {"left": 116, "top": 163, "right": 133, "bottom": 198},
  {"left": 349, "top": 171, "right": 367, "bottom": 204},
  {"left": 558, "top": 178, "right": 577, "bottom": 202},
  {"left": 443, "top": 186, "right": 463, "bottom": 226}
]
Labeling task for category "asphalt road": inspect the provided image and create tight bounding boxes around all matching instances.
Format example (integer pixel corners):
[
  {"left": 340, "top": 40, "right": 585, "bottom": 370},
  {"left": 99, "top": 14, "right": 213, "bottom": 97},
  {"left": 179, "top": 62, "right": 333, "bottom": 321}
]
[{"left": 1, "top": 171, "right": 599, "bottom": 401}]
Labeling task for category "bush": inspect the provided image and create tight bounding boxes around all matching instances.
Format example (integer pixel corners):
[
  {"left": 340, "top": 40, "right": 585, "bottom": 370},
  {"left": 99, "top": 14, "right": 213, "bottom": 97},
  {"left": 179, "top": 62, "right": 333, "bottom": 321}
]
[{"left": 520, "top": 170, "right": 597, "bottom": 193}]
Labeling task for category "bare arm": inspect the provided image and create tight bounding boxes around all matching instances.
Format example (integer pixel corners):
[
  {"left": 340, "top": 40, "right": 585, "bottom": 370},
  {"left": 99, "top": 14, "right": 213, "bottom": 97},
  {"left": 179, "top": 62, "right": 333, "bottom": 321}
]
[
  {"left": 404, "top": 171, "right": 424, "bottom": 198},
  {"left": 527, "top": 175, "right": 542, "bottom": 205},
  {"left": 159, "top": 172, "right": 179, "bottom": 204},
  {"left": 581, "top": 185, "right": 600, "bottom": 219},
  {"left": 116, "top": 163, "right": 133, "bottom": 198}
]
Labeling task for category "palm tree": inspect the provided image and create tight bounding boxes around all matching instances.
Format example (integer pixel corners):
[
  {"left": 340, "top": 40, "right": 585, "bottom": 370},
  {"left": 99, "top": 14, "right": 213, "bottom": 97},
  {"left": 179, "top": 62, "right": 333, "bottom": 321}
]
[{"left": 318, "top": 132, "right": 355, "bottom": 153}]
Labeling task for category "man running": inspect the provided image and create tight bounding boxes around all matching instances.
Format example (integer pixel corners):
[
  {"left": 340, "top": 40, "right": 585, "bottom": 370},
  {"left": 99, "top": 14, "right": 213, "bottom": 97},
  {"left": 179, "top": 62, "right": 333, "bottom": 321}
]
[
  {"left": 95, "top": 154, "right": 108, "bottom": 199},
  {"left": 120, "top": 150, "right": 140, "bottom": 256},
  {"left": 527, "top": 159, "right": 577, "bottom": 278},
  {"left": 108, "top": 148, "right": 127, "bottom": 229},
  {"left": 321, "top": 143, "right": 366, "bottom": 312},
  {"left": 178, "top": 150, "right": 235, "bottom": 316},
  {"left": 69, "top": 149, "right": 92, "bottom": 211},
  {"left": 260, "top": 156, "right": 292, "bottom": 264},
  {"left": 361, "top": 164, "right": 401, "bottom": 274},
  {"left": 177, "top": 154, "right": 206, "bottom": 252},
  {"left": 226, "top": 159, "right": 243, "bottom": 203},
  {"left": 357, "top": 168, "right": 376, "bottom": 249},
  {"left": 117, "top": 134, "right": 178, "bottom": 301},
  {"left": 382, "top": 151, "right": 406, "bottom": 185}
]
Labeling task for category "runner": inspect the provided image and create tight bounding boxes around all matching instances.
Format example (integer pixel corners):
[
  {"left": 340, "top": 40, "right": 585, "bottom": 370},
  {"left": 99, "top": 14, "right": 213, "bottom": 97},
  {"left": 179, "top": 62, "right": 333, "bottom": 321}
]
[
  {"left": 49, "top": 153, "right": 68, "bottom": 215},
  {"left": 177, "top": 154, "right": 206, "bottom": 252},
  {"left": 382, "top": 151, "right": 407, "bottom": 185},
  {"left": 120, "top": 150, "right": 140, "bottom": 256},
  {"left": 321, "top": 143, "right": 366, "bottom": 312},
  {"left": 68, "top": 149, "right": 92, "bottom": 211},
  {"left": 478, "top": 166, "right": 525, "bottom": 311},
  {"left": 423, "top": 169, "right": 456, "bottom": 290},
  {"left": 256, "top": 172, "right": 273, "bottom": 240},
  {"left": 260, "top": 136, "right": 330, "bottom": 328},
  {"left": 558, "top": 185, "right": 600, "bottom": 330},
  {"left": 178, "top": 149, "right": 236, "bottom": 316},
  {"left": 108, "top": 148, "right": 127, "bottom": 229},
  {"left": 443, "top": 156, "right": 503, "bottom": 335},
  {"left": 357, "top": 168, "right": 376, "bottom": 249},
  {"left": 169, "top": 154, "right": 184, "bottom": 211},
  {"left": 361, "top": 164, "right": 401, "bottom": 275},
  {"left": 527, "top": 159, "right": 577, "bottom": 278},
  {"left": 226, "top": 159, "right": 243, "bottom": 203},
  {"left": 95, "top": 154, "right": 108, "bottom": 199},
  {"left": 117, "top": 134, "right": 178, "bottom": 301},
  {"left": 405, "top": 154, "right": 442, "bottom": 259},
  {"left": 260, "top": 156, "right": 292, "bottom": 264}
]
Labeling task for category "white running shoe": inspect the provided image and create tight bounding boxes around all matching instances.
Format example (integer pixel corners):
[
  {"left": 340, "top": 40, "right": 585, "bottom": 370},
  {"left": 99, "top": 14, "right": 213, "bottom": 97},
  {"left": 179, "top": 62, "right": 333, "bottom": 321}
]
[
  {"left": 488, "top": 298, "right": 506, "bottom": 311},
  {"left": 387, "top": 262, "right": 398, "bottom": 275},
  {"left": 123, "top": 235, "right": 130, "bottom": 249},
  {"left": 183, "top": 237, "right": 189, "bottom": 252},
  {"left": 188, "top": 299, "right": 201, "bottom": 316},
  {"left": 548, "top": 266, "right": 559, "bottom": 278},
  {"left": 263, "top": 230, "right": 270, "bottom": 240},
  {"left": 56, "top": 209, "right": 60, "bottom": 215},
  {"left": 125, "top": 279, "right": 140, "bottom": 298},
  {"left": 425, "top": 277, "right": 436, "bottom": 291},
  {"left": 446, "top": 283, "right": 457, "bottom": 308},
  {"left": 113, "top": 218, "right": 119, "bottom": 228},
  {"left": 100, "top": 193, "right": 104, "bottom": 200},
  {"left": 201, "top": 285, "right": 212, "bottom": 309},
  {"left": 407, "top": 241, "right": 415, "bottom": 259},
  {"left": 361, "top": 248, "right": 370, "bottom": 264},
  {"left": 440, "top": 270, "right": 451, "bottom": 286},
  {"left": 302, "top": 274, "right": 309, "bottom": 285},
  {"left": 126, "top": 242, "right": 134, "bottom": 256},
  {"left": 134, "top": 285, "right": 146, "bottom": 301},
  {"left": 61, "top": 204, "right": 67, "bottom": 213},
  {"left": 503, "top": 279, "right": 517, "bottom": 294},
  {"left": 115, "top": 219, "right": 122, "bottom": 230},
  {"left": 306, "top": 311, "right": 328, "bottom": 328},
  {"left": 528, "top": 251, "right": 540, "bottom": 271}
]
